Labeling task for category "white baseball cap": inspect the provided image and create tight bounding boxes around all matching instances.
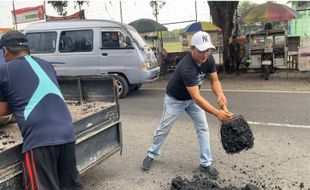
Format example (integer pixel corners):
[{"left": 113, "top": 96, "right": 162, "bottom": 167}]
[{"left": 191, "top": 31, "right": 215, "bottom": 51}]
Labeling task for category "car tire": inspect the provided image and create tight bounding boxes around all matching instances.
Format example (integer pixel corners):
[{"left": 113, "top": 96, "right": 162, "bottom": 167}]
[
  {"left": 115, "top": 75, "right": 129, "bottom": 98},
  {"left": 131, "top": 84, "right": 142, "bottom": 91}
]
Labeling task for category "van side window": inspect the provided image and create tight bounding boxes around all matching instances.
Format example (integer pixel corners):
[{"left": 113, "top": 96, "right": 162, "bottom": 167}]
[
  {"left": 102, "top": 31, "right": 127, "bottom": 49},
  {"left": 26, "top": 32, "right": 57, "bottom": 54},
  {"left": 59, "top": 30, "right": 93, "bottom": 53}
]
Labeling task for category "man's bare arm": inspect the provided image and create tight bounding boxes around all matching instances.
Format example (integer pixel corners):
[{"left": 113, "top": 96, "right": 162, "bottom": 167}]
[
  {"left": 187, "top": 86, "right": 231, "bottom": 122},
  {"left": 209, "top": 72, "right": 227, "bottom": 106},
  {"left": 0, "top": 102, "right": 10, "bottom": 116},
  {"left": 187, "top": 85, "right": 219, "bottom": 115}
]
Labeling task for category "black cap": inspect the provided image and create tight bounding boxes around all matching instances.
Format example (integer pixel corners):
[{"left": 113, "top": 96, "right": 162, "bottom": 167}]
[{"left": 0, "top": 31, "right": 28, "bottom": 49}]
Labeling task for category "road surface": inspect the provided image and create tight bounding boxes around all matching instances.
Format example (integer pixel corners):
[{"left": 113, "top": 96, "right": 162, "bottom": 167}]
[{"left": 81, "top": 89, "right": 310, "bottom": 190}]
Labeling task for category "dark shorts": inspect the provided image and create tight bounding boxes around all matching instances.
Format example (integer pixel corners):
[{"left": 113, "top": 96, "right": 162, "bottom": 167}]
[{"left": 21, "top": 143, "right": 82, "bottom": 190}]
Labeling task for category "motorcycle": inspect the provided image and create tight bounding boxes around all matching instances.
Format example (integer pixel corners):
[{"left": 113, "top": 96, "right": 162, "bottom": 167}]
[{"left": 261, "top": 53, "right": 273, "bottom": 80}]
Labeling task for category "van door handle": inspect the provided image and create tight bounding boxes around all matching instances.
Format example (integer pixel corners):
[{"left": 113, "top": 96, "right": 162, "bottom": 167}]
[{"left": 102, "top": 53, "right": 108, "bottom": 56}]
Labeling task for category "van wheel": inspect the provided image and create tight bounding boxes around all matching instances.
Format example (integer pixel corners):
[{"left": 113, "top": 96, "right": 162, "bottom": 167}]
[
  {"left": 115, "top": 75, "right": 129, "bottom": 98},
  {"left": 131, "top": 84, "right": 142, "bottom": 91}
]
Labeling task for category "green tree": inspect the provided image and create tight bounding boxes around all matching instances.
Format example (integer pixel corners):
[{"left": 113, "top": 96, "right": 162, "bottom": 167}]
[
  {"left": 48, "top": 1, "right": 68, "bottom": 16},
  {"left": 48, "top": 1, "right": 88, "bottom": 16},
  {"left": 150, "top": 0, "right": 166, "bottom": 21},
  {"left": 74, "top": 1, "right": 89, "bottom": 11},
  {"left": 208, "top": 1, "right": 239, "bottom": 72},
  {"left": 238, "top": 1, "right": 257, "bottom": 15},
  {"left": 237, "top": 1, "right": 258, "bottom": 36}
]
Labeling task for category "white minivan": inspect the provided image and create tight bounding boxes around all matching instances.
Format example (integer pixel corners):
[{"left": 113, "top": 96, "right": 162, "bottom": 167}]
[{"left": 24, "top": 19, "right": 160, "bottom": 98}]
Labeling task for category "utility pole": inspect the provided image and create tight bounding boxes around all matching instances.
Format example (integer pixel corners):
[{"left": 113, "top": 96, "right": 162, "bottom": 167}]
[
  {"left": 195, "top": 0, "right": 197, "bottom": 22},
  {"left": 43, "top": 1, "right": 47, "bottom": 21},
  {"left": 12, "top": 0, "right": 18, "bottom": 30},
  {"left": 119, "top": 1, "right": 123, "bottom": 23}
]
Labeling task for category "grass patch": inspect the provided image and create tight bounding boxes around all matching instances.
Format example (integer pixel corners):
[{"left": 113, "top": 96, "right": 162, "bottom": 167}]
[{"left": 164, "top": 41, "right": 182, "bottom": 52}]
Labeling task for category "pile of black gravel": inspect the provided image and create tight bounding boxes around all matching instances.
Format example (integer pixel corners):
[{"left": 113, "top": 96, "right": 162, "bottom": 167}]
[
  {"left": 170, "top": 175, "right": 260, "bottom": 190},
  {"left": 0, "top": 130, "right": 16, "bottom": 152},
  {"left": 220, "top": 115, "right": 254, "bottom": 154}
]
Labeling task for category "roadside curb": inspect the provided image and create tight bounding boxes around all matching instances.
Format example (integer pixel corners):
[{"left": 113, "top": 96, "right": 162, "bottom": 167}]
[{"left": 142, "top": 70, "right": 310, "bottom": 91}]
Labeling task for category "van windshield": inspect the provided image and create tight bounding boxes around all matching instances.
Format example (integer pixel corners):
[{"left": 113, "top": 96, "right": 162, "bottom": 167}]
[{"left": 127, "top": 26, "right": 149, "bottom": 49}]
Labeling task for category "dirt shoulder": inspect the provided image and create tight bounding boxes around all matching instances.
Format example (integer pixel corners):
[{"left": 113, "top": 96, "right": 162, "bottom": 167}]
[{"left": 143, "top": 70, "right": 310, "bottom": 92}]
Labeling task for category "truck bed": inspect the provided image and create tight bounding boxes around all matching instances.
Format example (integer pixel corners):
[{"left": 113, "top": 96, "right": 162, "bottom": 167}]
[
  {"left": 0, "top": 101, "right": 116, "bottom": 153},
  {"left": 0, "top": 75, "right": 122, "bottom": 190}
]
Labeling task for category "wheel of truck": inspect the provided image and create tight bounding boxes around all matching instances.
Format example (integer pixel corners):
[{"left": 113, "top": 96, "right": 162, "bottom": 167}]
[
  {"left": 131, "top": 84, "right": 142, "bottom": 91},
  {"left": 115, "top": 75, "right": 129, "bottom": 98}
]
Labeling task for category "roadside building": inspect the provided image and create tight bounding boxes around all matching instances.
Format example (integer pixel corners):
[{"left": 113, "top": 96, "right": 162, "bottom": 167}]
[{"left": 290, "top": 1, "right": 310, "bottom": 38}]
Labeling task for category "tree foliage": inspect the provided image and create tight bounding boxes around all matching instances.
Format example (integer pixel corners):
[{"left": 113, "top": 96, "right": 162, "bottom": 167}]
[
  {"left": 47, "top": 1, "right": 88, "bottom": 16},
  {"left": 237, "top": 1, "right": 259, "bottom": 36},
  {"left": 238, "top": 1, "right": 257, "bottom": 16},
  {"left": 208, "top": 1, "right": 239, "bottom": 72},
  {"left": 150, "top": 0, "right": 166, "bottom": 21},
  {"left": 48, "top": 1, "right": 68, "bottom": 16},
  {"left": 74, "top": 1, "right": 89, "bottom": 11}
]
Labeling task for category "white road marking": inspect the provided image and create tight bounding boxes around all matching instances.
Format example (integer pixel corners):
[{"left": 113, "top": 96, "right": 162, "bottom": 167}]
[
  {"left": 248, "top": 121, "right": 310, "bottom": 129},
  {"left": 141, "top": 88, "right": 310, "bottom": 129},
  {"left": 221, "top": 89, "right": 310, "bottom": 94},
  {"left": 142, "top": 88, "right": 310, "bottom": 94}
]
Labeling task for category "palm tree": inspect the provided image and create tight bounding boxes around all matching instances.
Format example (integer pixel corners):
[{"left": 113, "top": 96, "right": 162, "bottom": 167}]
[{"left": 149, "top": 0, "right": 166, "bottom": 22}]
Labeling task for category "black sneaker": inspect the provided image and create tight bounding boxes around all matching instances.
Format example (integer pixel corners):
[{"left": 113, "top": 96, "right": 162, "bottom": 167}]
[
  {"left": 142, "top": 156, "right": 153, "bottom": 171},
  {"left": 199, "top": 165, "right": 219, "bottom": 179}
]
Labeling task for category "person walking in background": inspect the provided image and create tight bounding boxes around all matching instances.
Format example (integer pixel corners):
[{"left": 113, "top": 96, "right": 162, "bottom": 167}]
[
  {"left": 241, "top": 34, "right": 251, "bottom": 69},
  {"left": 142, "top": 31, "right": 232, "bottom": 179},
  {"left": 229, "top": 35, "right": 241, "bottom": 74},
  {"left": 0, "top": 31, "right": 82, "bottom": 190}
]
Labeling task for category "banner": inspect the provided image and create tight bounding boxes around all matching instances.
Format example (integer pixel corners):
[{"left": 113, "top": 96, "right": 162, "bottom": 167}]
[
  {"left": 46, "top": 10, "right": 85, "bottom": 21},
  {"left": 12, "top": 5, "right": 44, "bottom": 24}
]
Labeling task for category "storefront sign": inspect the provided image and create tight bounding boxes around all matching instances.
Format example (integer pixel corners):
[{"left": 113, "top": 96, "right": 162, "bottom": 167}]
[
  {"left": 12, "top": 5, "right": 44, "bottom": 24},
  {"left": 46, "top": 10, "right": 85, "bottom": 21}
]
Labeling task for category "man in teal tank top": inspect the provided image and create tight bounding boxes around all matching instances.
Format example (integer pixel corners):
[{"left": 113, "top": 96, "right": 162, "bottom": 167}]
[{"left": 0, "top": 31, "right": 82, "bottom": 190}]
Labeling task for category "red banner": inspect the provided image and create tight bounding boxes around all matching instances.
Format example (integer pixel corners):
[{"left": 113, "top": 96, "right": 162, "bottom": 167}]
[
  {"left": 46, "top": 10, "right": 85, "bottom": 21},
  {"left": 12, "top": 5, "right": 44, "bottom": 24}
]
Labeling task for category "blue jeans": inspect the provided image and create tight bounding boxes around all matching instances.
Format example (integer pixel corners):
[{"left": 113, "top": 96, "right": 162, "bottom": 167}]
[{"left": 147, "top": 94, "right": 213, "bottom": 167}]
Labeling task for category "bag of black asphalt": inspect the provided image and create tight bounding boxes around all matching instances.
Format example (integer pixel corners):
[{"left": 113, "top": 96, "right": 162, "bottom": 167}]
[
  {"left": 170, "top": 175, "right": 260, "bottom": 190},
  {"left": 220, "top": 114, "right": 254, "bottom": 154}
]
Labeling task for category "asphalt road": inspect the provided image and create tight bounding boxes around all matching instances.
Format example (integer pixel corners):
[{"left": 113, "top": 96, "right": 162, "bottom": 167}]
[{"left": 81, "top": 89, "right": 310, "bottom": 190}]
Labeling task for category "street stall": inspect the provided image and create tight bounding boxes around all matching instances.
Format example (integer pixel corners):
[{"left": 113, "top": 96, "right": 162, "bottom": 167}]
[
  {"left": 128, "top": 18, "right": 167, "bottom": 51},
  {"left": 129, "top": 18, "right": 168, "bottom": 74},
  {"left": 239, "top": 1, "right": 299, "bottom": 79},
  {"left": 165, "top": 21, "right": 223, "bottom": 72},
  {"left": 248, "top": 29, "right": 301, "bottom": 66},
  {"left": 247, "top": 29, "right": 300, "bottom": 79},
  {"left": 249, "top": 29, "right": 286, "bottom": 69}
]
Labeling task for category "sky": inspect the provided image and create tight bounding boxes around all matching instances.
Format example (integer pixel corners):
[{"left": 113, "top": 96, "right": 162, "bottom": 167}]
[{"left": 0, "top": 0, "right": 291, "bottom": 31}]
